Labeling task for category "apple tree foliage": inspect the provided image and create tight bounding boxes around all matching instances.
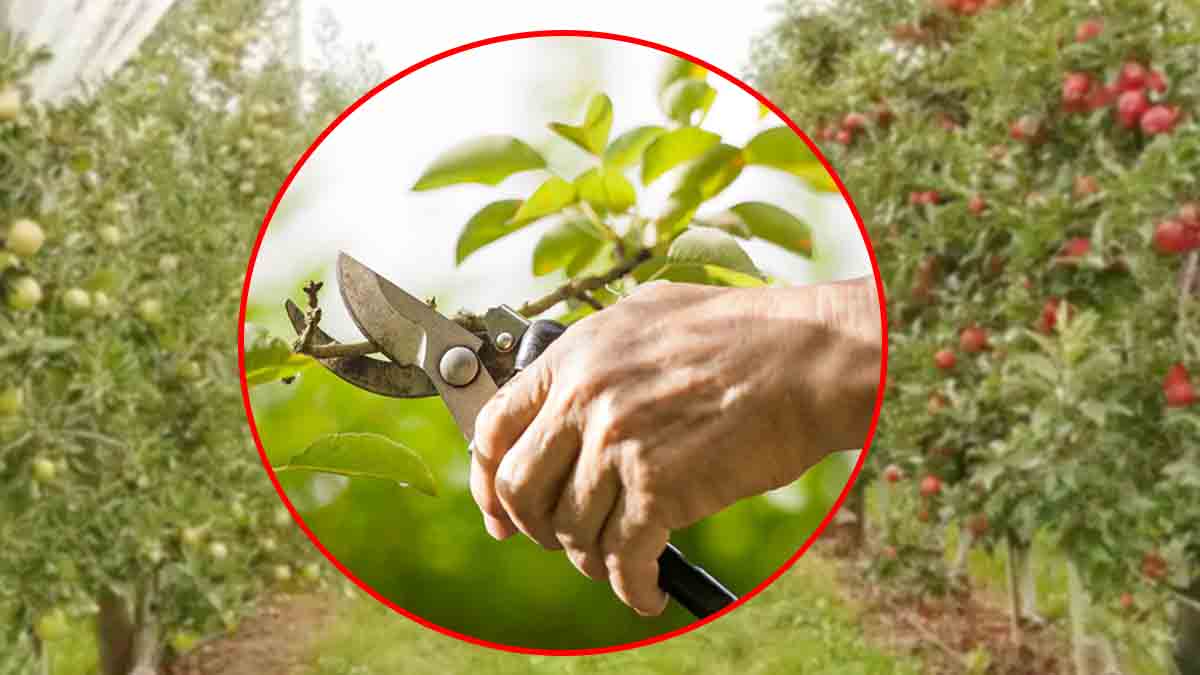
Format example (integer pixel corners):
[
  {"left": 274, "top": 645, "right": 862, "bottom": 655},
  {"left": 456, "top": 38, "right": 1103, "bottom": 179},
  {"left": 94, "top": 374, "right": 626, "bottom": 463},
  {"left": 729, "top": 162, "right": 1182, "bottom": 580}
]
[
  {"left": 752, "top": 0, "right": 1199, "bottom": 667},
  {"left": 0, "top": 1, "right": 371, "bottom": 672}
]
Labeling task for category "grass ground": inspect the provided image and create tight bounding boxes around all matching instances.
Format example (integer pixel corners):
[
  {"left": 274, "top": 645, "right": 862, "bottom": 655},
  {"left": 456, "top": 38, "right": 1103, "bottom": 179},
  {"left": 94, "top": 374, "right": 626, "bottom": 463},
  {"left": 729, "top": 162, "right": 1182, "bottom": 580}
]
[{"left": 301, "top": 554, "right": 924, "bottom": 675}]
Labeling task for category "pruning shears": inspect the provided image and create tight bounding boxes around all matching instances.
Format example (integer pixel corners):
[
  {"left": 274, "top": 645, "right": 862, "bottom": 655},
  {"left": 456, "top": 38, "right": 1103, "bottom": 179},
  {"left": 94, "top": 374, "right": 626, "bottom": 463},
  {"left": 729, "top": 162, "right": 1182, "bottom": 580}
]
[{"left": 284, "top": 252, "right": 737, "bottom": 619}]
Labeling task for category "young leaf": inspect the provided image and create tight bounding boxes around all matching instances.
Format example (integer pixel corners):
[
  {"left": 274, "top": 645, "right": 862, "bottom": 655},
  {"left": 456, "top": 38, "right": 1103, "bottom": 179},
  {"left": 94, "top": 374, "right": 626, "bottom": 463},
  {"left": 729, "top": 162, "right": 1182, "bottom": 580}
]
[
  {"left": 275, "top": 432, "right": 437, "bottom": 497},
  {"left": 243, "top": 325, "right": 317, "bottom": 386},
  {"left": 669, "top": 143, "right": 745, "bottom": 204},
  {"left": 532, "top": 220, "right": 604, "bottom": 277},
  {"left": 666, "top": 226, "right": 763, "bottom": 279},
  {"left": 511, "top": 176, "right": 577, "bottom": 226},
  {"left": 412, "top": 135, "right": 545, "bottom": 190},
  {"left": 657, "top": 56, "right": 707, "bottom": 96},
  {"left": 633, "top": 255, "right": 767, "bottom": 288},
  {"left": 603, "top": 125, "right": 665, "bottom": 169},
  {"left": 641, "top": 127, "right": 721, "bottom": 185},
  {"left": 548, "top": 93, "right": 614, "bottom": 156},
  {"left": 659, "top": 78, "right": 717, "bottom": 126},
  {"left": 575, "top": 167, "right": 636, "bottom": 214},
  {"left": 743, "top": 127, "right": 837, "bottom": 192},
  {"left": 726, "top": 201, "right": 815, "bottom": 257},
  {"left": 455, "top": 199, "right": 524, "bottom": 264}
]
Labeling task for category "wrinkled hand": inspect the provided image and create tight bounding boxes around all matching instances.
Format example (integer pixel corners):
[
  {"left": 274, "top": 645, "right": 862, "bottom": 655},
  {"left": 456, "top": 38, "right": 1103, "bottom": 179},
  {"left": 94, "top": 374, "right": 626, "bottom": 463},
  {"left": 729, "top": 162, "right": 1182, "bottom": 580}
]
[{"left": 469, "top": 279, "right": 881, "bottom": 615}]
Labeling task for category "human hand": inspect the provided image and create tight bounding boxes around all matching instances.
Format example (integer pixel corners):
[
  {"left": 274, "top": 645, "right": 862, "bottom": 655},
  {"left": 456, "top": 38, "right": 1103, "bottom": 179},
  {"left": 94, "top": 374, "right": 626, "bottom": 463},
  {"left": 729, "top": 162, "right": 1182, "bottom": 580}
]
[{"left": 469, "top": 278, "right": 882, "bottom": 615}]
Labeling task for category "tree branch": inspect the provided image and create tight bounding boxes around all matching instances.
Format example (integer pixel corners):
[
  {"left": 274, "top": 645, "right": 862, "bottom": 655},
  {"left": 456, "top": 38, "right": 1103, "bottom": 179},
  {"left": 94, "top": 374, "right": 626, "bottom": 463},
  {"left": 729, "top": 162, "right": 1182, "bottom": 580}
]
[
  {"left": 517, "top": 248, "right": 652, "bottom": 317},
  {"left": 303, "top": 341, "right": 377, "bottom": 359}
]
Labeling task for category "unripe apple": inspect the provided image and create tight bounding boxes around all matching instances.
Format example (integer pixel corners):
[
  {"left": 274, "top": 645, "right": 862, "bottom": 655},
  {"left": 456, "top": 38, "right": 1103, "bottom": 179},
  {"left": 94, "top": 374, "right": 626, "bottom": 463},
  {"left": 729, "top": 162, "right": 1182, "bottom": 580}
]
[
  {"left": 98, "top": 226, "right": 122, "bottom": 245},
  {"left": 91, "top": 292, "right": 113, "bottom": 315},
  {"left": 61, "top": 288, "right": 91, "bottom": 315},
  {"left": 301, "top": 563, "right": 321, "bottom": 581},
  {"left": 34, "top": 609, "right": 69, "bottom": 642},
  {"left": 7, "top": 276, "right": 43, "bottom": 310},
  {"left": 170, "top": 631, "right": 200, "bottom": 653},
  {"left": 0, "top": 86, "right": 22, "bottom": 121},
  {"left": 208, "top": 541, "right": 229, "bottom": 561},
  {"left": 180, "top": 526, "right": 204, "bottom": 548},
  {"left": 6, "top": 218, "right": 45, "bottom": 257},
  {"left": 272, "top": 564, "right": 292, "bottom": 582},
  {"left": 0, "top": 387, "right": 23, "bottom": 415},
  {"left": 32, "top": 457, "right": 57, "bottom": 483},
  {"left": 137, "top": 298, "right": 164, "bottom": 324},
  {"left": 176, "top": 360, "right": 202, "bottom": 381}
]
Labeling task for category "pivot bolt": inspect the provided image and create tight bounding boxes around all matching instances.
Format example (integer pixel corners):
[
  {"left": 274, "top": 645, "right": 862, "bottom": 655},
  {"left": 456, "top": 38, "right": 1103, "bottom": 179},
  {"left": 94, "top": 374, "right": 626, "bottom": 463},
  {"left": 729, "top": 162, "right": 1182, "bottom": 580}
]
[
  {"left": 439, "top": 346, "right": 480, "bottom": 387},
  {"left": 495, "top": 332, "right": 515, "bottom": 352}
]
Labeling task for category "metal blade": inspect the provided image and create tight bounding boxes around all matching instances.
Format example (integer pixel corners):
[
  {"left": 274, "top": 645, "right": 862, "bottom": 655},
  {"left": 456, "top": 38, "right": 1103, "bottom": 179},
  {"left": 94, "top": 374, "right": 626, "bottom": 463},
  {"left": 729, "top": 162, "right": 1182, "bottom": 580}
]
[
  {"left": 284, "top": 299, "right": 437, "bottom": 397},
  {"left": 336, "top": 252, "right": 498, "bottom": 439}
]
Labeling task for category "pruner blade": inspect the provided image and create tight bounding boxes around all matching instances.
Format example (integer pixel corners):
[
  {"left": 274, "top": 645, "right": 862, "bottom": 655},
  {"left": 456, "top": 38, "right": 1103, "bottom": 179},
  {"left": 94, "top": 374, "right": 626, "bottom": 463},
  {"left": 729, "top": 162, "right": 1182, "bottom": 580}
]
[
  {"left": 284, "top": 299, "right": 436, "bottom": 398},
  {"left": 335, "top": 252, "right": 499, "bottom": 440}
]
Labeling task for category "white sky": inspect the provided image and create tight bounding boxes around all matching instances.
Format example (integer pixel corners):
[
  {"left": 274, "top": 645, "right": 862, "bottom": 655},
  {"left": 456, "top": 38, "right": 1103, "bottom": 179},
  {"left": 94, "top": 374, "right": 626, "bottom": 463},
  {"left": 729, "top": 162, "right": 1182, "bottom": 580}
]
[{"left": 248, "top": 1, "right": 868, "bottom": 342}]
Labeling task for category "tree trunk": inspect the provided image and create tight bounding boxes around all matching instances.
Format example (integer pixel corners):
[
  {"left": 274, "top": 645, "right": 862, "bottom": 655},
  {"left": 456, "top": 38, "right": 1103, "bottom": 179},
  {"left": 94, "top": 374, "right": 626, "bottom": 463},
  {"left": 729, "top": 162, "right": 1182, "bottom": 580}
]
[
  {"left": 1066, "top": 556, "right": 1124, "bottom": 675},
  {"left": 845, "top": 479, "right": 866, "bottom": 550},
  {"left": 1006, "top": 534, "right": 1024, "bottom": 646},
  {"left": 951, "top": 528, "right": 976, "bottom": 578},
  {"left": 1175, "top": 576, "right": 1200, "bottom": 675},
  {"left": 96, "top": 572, "right": 161, "bottom": 675},
  {"left": 1013, "top": 539, "right": 1039, "bottom": 621}
]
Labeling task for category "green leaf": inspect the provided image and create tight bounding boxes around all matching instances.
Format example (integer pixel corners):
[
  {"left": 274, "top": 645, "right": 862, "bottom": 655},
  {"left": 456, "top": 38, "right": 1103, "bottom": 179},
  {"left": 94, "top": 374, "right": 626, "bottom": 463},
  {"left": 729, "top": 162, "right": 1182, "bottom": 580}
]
[
  {"left": 603, "top": 125, "right": 665, "bottom": 169},
  {"left": 455, "top": 199, "right": 524, "bottom": 264},
  {"left": 659, "top": 78, "right": 717, "bottom": 126},
  {"left": 725, "top": 202, "right": 815, "bottom": 257},
  {"left": 666, "top": 226, "right": 763, "bottom": 279},
  {"left": 670, "top": 143, "right": 745, "bottom": 204},
  {"left": 532, "top": 220, "right": 604, "bottom": 277},
  {"left": 657, "top": 56, "right": 707, "bottom": 96},
  {"left": 246, "top": 353, "right": 314, "bottom": 386},
  {"left": 574, "top": 167, "right": 636, "bottom": 214},
  {"left": 633, "top": 255, "right": 767, "bottom": 288},
  {"left": 511, "top": 176, "right": 576, "bottom": 226},
  {"left": 244, "top": 324, "right": 316, "bottom": 386},
  {"left": 548, "top": 93, "right": 613, "bottom": 156},
  {"left": 275, "top": 432, "right": 437, "bottom": 497},
  {"left": 412, "top": 136, "right": 545, "bottom": 190},
  {"left": 641, "top": 127, "right": 721, "bottom": 185},
  {"left": 743, "top": 127, "right": 837, "bottom": 193}
]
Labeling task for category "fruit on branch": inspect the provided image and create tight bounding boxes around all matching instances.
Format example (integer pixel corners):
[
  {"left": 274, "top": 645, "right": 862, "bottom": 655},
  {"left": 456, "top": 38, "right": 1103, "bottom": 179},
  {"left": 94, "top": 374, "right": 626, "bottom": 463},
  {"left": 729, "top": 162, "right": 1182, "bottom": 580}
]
[
  {"left": 1038, "top": 297, "right": 1062, "bottom": 334},
  {"left": 7, "top": 275, "right": 43, "bottom": 310},
  {"left": 1164, "top": 364, "right": 1196, "bottom": 409},
  {"left": 180, "top": 527, "right": 204, "bottom": 549},
  {"left": 31, "top": 458, "right": 58, "bottom": 483},
  {"left": 1154, "top": 219, "right": 1200, "bottom": 254},
  {"left": 33, "top": 609, "right": 69, "bottom": 642},
  {"left": 1140, "top": 105, "right": 1182, "bottom": 136},
  {"left": 61, "top": 288, "right": 91, "bottom": 315},
  {"left": 1073, "top": 175, "right": 1100, "bottom": 199},
  {"left": 1119, "top": 593, "right": 1135, "bottom": 610},
  {"left": 1059, "top": 237, "right": 1092, "bottom": 259},
  {"left": 883, "top": 464, "right": 904, "bottom": 483},
  {"left": 1062, "top": 72, "right": 1094, "bottom": 112},
  {"left": 5, "top": 218, "right": 45, "bottom": 257},
  {"left": 960, "top": 325, "right": 989, "bottom": 353},
  {"left": 920, "top": 475, "right": 943, "bottom": 497},
  {"left": 934, "top": 348, "right": 957, "bottom": 370},
  {"left": 1141, "top": 551, "right": 1168, "bottom": 581},
  {"left": 1075, "top": 18, "right": 1104, "bottom": 43},
  {"left": 1116, "top": 90, "right": 1150, "bottom": 129},
  {"left": 968, "top": 194, "right": 986, "bottom": 215}
]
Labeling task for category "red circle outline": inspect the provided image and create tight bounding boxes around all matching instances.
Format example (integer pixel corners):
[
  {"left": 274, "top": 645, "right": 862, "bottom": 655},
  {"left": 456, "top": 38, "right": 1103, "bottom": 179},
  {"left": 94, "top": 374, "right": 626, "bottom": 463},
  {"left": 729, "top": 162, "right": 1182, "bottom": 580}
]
[{"left": 238, "top": 29, "right": 889, "bottom": 656}]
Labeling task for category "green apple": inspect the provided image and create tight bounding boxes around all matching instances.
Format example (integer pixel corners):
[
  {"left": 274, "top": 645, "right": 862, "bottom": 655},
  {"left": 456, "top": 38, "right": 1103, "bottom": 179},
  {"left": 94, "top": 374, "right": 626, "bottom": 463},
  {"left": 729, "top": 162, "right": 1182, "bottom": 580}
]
[
  {"left": 6, "top": 218, "right": 45, "bottom": 257},
  {"left": 31, "top": 457, "right": 57, "bottom": 483},
  {"left": 61, "top": 288, "right": 91, "bottom": 315},
  {"left": 7, "top": 276, "right": 42, "bottom": 310},
  {"left": 137, "top": 298, "right": 164, "bottom": 324},
  {"left": 0, "top": 387, "right": 23, "bottom": 415},
  {"left": 34, "top": 609, "right": 69, "bottom": 642},
  {"left": 0, "top": 86, "right": 22, "bottom": 122}
]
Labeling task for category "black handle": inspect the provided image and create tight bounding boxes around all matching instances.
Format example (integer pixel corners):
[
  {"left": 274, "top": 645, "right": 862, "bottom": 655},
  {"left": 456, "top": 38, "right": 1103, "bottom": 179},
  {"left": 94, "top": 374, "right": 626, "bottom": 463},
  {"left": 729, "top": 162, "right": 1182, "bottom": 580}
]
[{"left": 512, "top": 319, "right": 738, "bottom": 619}]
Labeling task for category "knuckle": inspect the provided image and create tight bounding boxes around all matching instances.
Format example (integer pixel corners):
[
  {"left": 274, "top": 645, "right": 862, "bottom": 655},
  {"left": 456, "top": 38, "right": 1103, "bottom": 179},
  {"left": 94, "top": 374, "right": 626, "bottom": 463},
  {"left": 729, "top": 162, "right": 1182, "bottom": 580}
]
[{"left": 566, "top": 548, "right": 606, "bottom": 580}]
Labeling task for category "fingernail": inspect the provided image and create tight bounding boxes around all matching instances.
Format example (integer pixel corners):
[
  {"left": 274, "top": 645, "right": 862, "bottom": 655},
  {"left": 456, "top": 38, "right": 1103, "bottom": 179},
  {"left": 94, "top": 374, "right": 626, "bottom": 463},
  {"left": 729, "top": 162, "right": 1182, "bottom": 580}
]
[{"left": 483, "top": 514, "right": 515, "bottom": 541}]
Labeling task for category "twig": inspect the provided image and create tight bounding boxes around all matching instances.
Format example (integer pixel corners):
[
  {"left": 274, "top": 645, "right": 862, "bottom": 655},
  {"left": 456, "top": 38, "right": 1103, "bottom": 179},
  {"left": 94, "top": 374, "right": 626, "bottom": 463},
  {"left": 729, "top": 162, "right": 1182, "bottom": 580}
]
[
  {"left": 578, "top": 292, "right": 604, "bottom": 311},
  {"left": 517, "top": 249, "right": 652, "bottom": 317},
  {"left": 898, "top": 611, "right": 973, "bottom": 669},
  {"left": 304, "top": 341, "right": 377, "bottom": 359}
]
